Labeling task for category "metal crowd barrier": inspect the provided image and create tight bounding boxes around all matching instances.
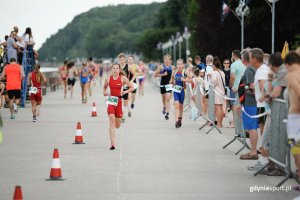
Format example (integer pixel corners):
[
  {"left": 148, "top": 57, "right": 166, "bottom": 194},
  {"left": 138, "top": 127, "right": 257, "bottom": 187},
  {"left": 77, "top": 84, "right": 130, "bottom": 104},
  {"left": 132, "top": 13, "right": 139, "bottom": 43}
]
[
  {"left": 199, "top": 84, "right": 222, "bottom": 134},
  {"left": 194, "top": 83, "right": 203, "bottom": 116},
  {"left": 254, "top": 98, "right": 298, "bottom": 187},
  {"left": 223, "top": 105, "right": 250, "bottom": 155},
  {"left": 183, "top": 83, "right": 192, "bottom": 112}
]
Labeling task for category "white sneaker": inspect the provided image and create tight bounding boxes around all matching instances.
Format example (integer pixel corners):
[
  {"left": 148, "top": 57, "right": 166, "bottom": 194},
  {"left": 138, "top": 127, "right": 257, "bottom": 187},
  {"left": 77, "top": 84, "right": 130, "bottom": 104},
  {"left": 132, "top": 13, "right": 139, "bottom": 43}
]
[
  {"left": 13, "top": 103, "right": 18, "bottom": 114},
  {"left": 33, "top": 116, "right": 37, "bottom": 122}
]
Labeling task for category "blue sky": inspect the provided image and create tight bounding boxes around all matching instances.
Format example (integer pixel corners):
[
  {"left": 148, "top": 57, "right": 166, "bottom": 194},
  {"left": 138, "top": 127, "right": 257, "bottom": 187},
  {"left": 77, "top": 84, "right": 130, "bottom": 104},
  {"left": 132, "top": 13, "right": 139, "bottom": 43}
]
[{"left": 0, "top": 0, "right": 166, "bottom": 49}]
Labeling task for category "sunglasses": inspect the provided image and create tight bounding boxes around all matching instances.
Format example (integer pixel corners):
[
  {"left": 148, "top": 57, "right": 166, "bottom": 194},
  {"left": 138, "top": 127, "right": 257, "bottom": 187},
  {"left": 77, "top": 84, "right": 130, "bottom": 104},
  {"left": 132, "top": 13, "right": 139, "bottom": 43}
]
[{"left": 224, "top": 63, "right": 230, "bottom": 64}]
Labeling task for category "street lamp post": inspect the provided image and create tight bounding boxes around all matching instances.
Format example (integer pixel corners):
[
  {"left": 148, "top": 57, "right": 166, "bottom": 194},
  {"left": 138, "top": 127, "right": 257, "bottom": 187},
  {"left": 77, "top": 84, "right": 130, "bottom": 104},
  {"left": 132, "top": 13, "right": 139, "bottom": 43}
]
[
  {"left": 182, "top": 27, "right": 191, "bottom": 64},
  {"left": 266, "top": 0, "right": 279, "bottom": 53},
  {"left": 171, "top": 35, "right": 177, "bottom": 65},
  {"left": 177, "top": 32, "right": 183, "bottom": 59},
  {"left": 157, "top": 42, "right": 163, "bottom": 58},
  {"left": 235, "top": 0, "right": 250, "bottom": 50}
]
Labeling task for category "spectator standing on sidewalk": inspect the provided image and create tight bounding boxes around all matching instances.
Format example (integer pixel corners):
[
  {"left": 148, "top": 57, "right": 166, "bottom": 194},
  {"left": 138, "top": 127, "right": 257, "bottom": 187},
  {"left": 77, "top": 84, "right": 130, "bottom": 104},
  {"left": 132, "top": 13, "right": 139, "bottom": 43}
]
[
  {"left": 240, "top": 49, "right": 259, "bottom": 160},
  {"left": 1, "top": 58, "right": 24, "bottom": 119}
]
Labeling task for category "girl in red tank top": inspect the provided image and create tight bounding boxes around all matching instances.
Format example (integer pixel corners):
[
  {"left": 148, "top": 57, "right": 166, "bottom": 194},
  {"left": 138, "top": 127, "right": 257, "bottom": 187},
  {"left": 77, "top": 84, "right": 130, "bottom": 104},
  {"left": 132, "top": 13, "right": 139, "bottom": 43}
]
[
  {"left": 103, "top": 63, "right": 134, "bottom": 150},
  {"left": 28, "top": 64, "right": 46, "bottom": 122}
]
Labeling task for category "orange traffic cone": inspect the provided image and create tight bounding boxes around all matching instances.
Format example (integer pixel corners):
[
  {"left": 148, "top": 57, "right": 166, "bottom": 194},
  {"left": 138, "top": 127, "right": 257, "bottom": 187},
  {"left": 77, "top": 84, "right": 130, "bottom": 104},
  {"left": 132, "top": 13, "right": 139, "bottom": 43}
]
[
  {"left": 73, "top": 122, "right": 85, "bottom": 144},
  {"left": 91, "top": 102, "right": 97, "bottom": 117},
  {"left": 13, "top": 185, "right": 23, "bottom": 200},
  {"left": 47, "top": 148, "right": 64, "bottom": 181}
]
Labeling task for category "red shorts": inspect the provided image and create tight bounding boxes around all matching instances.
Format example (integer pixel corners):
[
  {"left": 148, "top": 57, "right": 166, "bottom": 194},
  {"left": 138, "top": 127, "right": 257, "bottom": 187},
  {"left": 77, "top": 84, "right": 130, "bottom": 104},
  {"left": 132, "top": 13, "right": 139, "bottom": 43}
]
[
  {"left": 30, "top": 89, "right": 42, "bottom": 103},
  {"left": 107, "top": 98, "right": 123, "bottom": 118}
]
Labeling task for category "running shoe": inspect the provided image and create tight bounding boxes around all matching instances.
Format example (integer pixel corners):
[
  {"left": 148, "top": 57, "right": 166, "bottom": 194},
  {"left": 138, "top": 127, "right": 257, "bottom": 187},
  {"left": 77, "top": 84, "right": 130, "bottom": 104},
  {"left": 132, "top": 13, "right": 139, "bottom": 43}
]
[
  {"left": 13, "top": 103, "right": 18, "bottom": 114},
  {"left": 10, "top": 115, "right": 15, "bottom": 120},
  {"left": 175, "top": 121, "right": 180, "bottom": 128},
  {"left": 177, "top": 118, "right": 182, "bottom": 128},
  {"left": 110, "top": 146, "right": 115, "bottom": 150},
  {"left": 122, "top": 118, "right": 125, "bottom": 123},
  {"left": 33, "top": 116, "right": 37, "bottom": 122},
  {"left": 128, "top": 111, "right": 132, "bottom": 117},
  {"left": 247, "top": 162, "right": 265, "bottom": 171},
  {"left": 162, "top": 107, "right": 166, "bottom": 115},
  {"left": 165, "top": 114, "right": 169, "bottom": 120},
  {"left": 131, "top": 104, "right": 134, "bottom": 109}
]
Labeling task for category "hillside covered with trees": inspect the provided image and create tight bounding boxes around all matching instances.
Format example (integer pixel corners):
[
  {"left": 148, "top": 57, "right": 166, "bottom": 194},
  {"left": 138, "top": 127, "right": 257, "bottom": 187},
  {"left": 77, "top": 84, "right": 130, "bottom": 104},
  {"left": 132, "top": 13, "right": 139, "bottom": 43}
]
[{"left": 38, "top": 3, "right": 164, "bottom": 61}]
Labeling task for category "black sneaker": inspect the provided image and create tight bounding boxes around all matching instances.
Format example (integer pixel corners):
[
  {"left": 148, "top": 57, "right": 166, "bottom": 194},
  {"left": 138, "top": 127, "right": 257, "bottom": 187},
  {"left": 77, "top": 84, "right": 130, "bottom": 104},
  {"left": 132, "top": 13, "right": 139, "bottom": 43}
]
[
  {"left": 33, "top": 116, "right": 37, "bottom": 122},
  {"left": 162, "top": 107, "right": 166, "bottom": 115},
  {"left": 175, "top": 121, "right": 179, "bottom": 128},
  {"left": 178, "top": 120, "right": 182, "bottom": 128},
  {"left": 165, "top": 114, "right": 169, "bottom": 120},
  {"left": 110, "top": 146, "right": 115, "bottom": 150},
  {"left": 131, "top": 104, "right": 134, "bottom": 109},
  {"left": 128, "top": 111, "right": 132, "bottom": 117}
]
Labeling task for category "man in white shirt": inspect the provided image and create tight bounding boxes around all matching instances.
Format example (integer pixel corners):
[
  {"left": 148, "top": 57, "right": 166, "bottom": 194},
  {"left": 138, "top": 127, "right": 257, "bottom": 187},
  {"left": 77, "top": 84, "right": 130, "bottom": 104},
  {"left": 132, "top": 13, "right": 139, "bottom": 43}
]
[{"left": 250, "top": 48, "right": 269, "bottom": 135}]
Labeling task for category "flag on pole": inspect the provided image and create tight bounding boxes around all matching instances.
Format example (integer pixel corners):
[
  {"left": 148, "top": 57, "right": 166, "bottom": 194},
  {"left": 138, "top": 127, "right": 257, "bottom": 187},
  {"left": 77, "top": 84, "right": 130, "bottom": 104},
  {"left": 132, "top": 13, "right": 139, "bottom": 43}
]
[
  {"left": 221, "top": 1, "right": 230, "bottom": 22},
  {"left": 281, "top": 41, "right": 289, "bottom": 59}
]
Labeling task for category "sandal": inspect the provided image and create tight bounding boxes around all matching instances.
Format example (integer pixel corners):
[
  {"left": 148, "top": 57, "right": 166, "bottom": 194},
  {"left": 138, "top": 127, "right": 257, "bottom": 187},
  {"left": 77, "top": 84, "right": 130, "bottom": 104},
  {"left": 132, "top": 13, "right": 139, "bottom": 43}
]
[{"left": 240, "top": 152, "right": 258, "bottom": 160}]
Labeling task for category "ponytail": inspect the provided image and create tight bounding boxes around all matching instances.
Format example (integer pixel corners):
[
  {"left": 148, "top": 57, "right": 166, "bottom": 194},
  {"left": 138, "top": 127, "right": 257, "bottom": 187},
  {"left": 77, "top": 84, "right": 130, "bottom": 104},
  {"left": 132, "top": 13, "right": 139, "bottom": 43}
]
[{"left": 34, "top": 64, "right": 44, "bottom": 83}]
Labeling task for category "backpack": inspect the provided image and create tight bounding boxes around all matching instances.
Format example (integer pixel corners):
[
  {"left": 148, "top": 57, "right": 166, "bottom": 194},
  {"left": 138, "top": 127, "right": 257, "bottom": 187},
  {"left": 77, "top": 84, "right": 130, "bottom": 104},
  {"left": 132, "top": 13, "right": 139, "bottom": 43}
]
[{"left": 238, "top": 67, "right": 255, "bottom": 105}]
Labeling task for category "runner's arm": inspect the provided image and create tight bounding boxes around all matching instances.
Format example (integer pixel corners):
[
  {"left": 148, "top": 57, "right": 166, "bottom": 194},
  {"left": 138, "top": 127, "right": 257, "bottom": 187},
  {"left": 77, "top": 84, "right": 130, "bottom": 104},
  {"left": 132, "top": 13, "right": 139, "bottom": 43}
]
[
  {"left": 27, "top": 73, "right": 32, "bottom": 86},
  {"left": 169, "top": 71, "right": 175, "bottom": 85},
  {"left": 130, "top": 67, "right": 137, "bottom": 82},
  {"left": 103, "top": 78, "right": 109, "bottom": 96},
  {"left": 0, "top": 84, "right": 4, "bottom": 95},
  {"left": 1, "top": 67, "right": 6, "bottom": 80},
  {"left": 154, "top": 65, "right": 166, "bottom": 77}
]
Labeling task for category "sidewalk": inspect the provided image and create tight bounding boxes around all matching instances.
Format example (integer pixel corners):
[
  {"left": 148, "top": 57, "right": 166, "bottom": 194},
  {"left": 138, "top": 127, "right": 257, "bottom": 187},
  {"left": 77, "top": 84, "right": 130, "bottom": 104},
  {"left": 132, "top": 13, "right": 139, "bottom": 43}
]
[{"left": 0, "top": 80, "right": 298, "bottom": 200}]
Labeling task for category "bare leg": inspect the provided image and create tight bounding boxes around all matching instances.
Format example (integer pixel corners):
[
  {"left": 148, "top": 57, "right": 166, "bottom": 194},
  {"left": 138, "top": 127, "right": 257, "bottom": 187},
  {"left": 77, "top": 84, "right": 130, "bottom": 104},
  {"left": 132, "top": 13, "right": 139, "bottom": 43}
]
[
  {"left": 70, "top": 86, "right": 74, "bottom": 99},
  {"left": 131, "top": 93, "right": 136, "bottom": 106},
  {"left": 294, "top": 155, "right": 300, "bottom": 179},
  {"left": 115, "top": 118, "right": 122, "bottom": 129},
  {"left": 9, "top": 99, "right": 14, "bottom": 116},
  {"left": 31, "top": 100, "right": 37, "bottom": 116},
  {"left": 216, "top": 104, "right": 223, "bottom": 128},
  {"left": 174, "top": 101, "right": 179, "bottom": 122},
  {"left": 161, "top": 94, "right": 166, "bottom": 109},
  {"left": 165, "top": 93, "right": 171, "bottom": 113},
  {"left": 84, "top": 84, "right": 89, "bottom": 100},
  {"left": 108, "top": 114, "right": 116, "bottom": 146},
  {"left": 80, "top": 83, "right": 84, "bottom": 101},
  {"left": 63, "top": 80, "right": 67, "bottom": 98},
  {"left": 88, "top": 82, "right": 92, "bottom": 97},
  {"left": 179, "top": 103, "right": 183, "bottom": 120},
  {"left": 248, "top": 129, "right": 258, "bottom": 156},
  {"left": 259, "top": 122, "right": 265, "bottom": 136}
]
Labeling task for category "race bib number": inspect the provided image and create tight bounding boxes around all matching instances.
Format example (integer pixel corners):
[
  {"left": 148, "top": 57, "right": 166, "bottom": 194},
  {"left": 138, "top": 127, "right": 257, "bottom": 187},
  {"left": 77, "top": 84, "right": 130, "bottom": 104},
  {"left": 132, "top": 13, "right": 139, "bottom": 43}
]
[
  {"left": 29, "top": 87, "right": 38, "bottom": 94},
  {"left": 138, "top": 76, "right": 145, "bottom": 79},
  {"left": 106, "top": 96, "right": 118, "bottom": 106},
  {"left": 173, "top": 85, "right": 183, "bottom": 93},
  {"left": 132, "top": 82, "right": 138, "bottom": 89},
  {"left": 165, "top": 84, "right": 173, "bottom": 91},
  {"left": 123, "top": 85, "right": 129, "bottom": 90}
]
